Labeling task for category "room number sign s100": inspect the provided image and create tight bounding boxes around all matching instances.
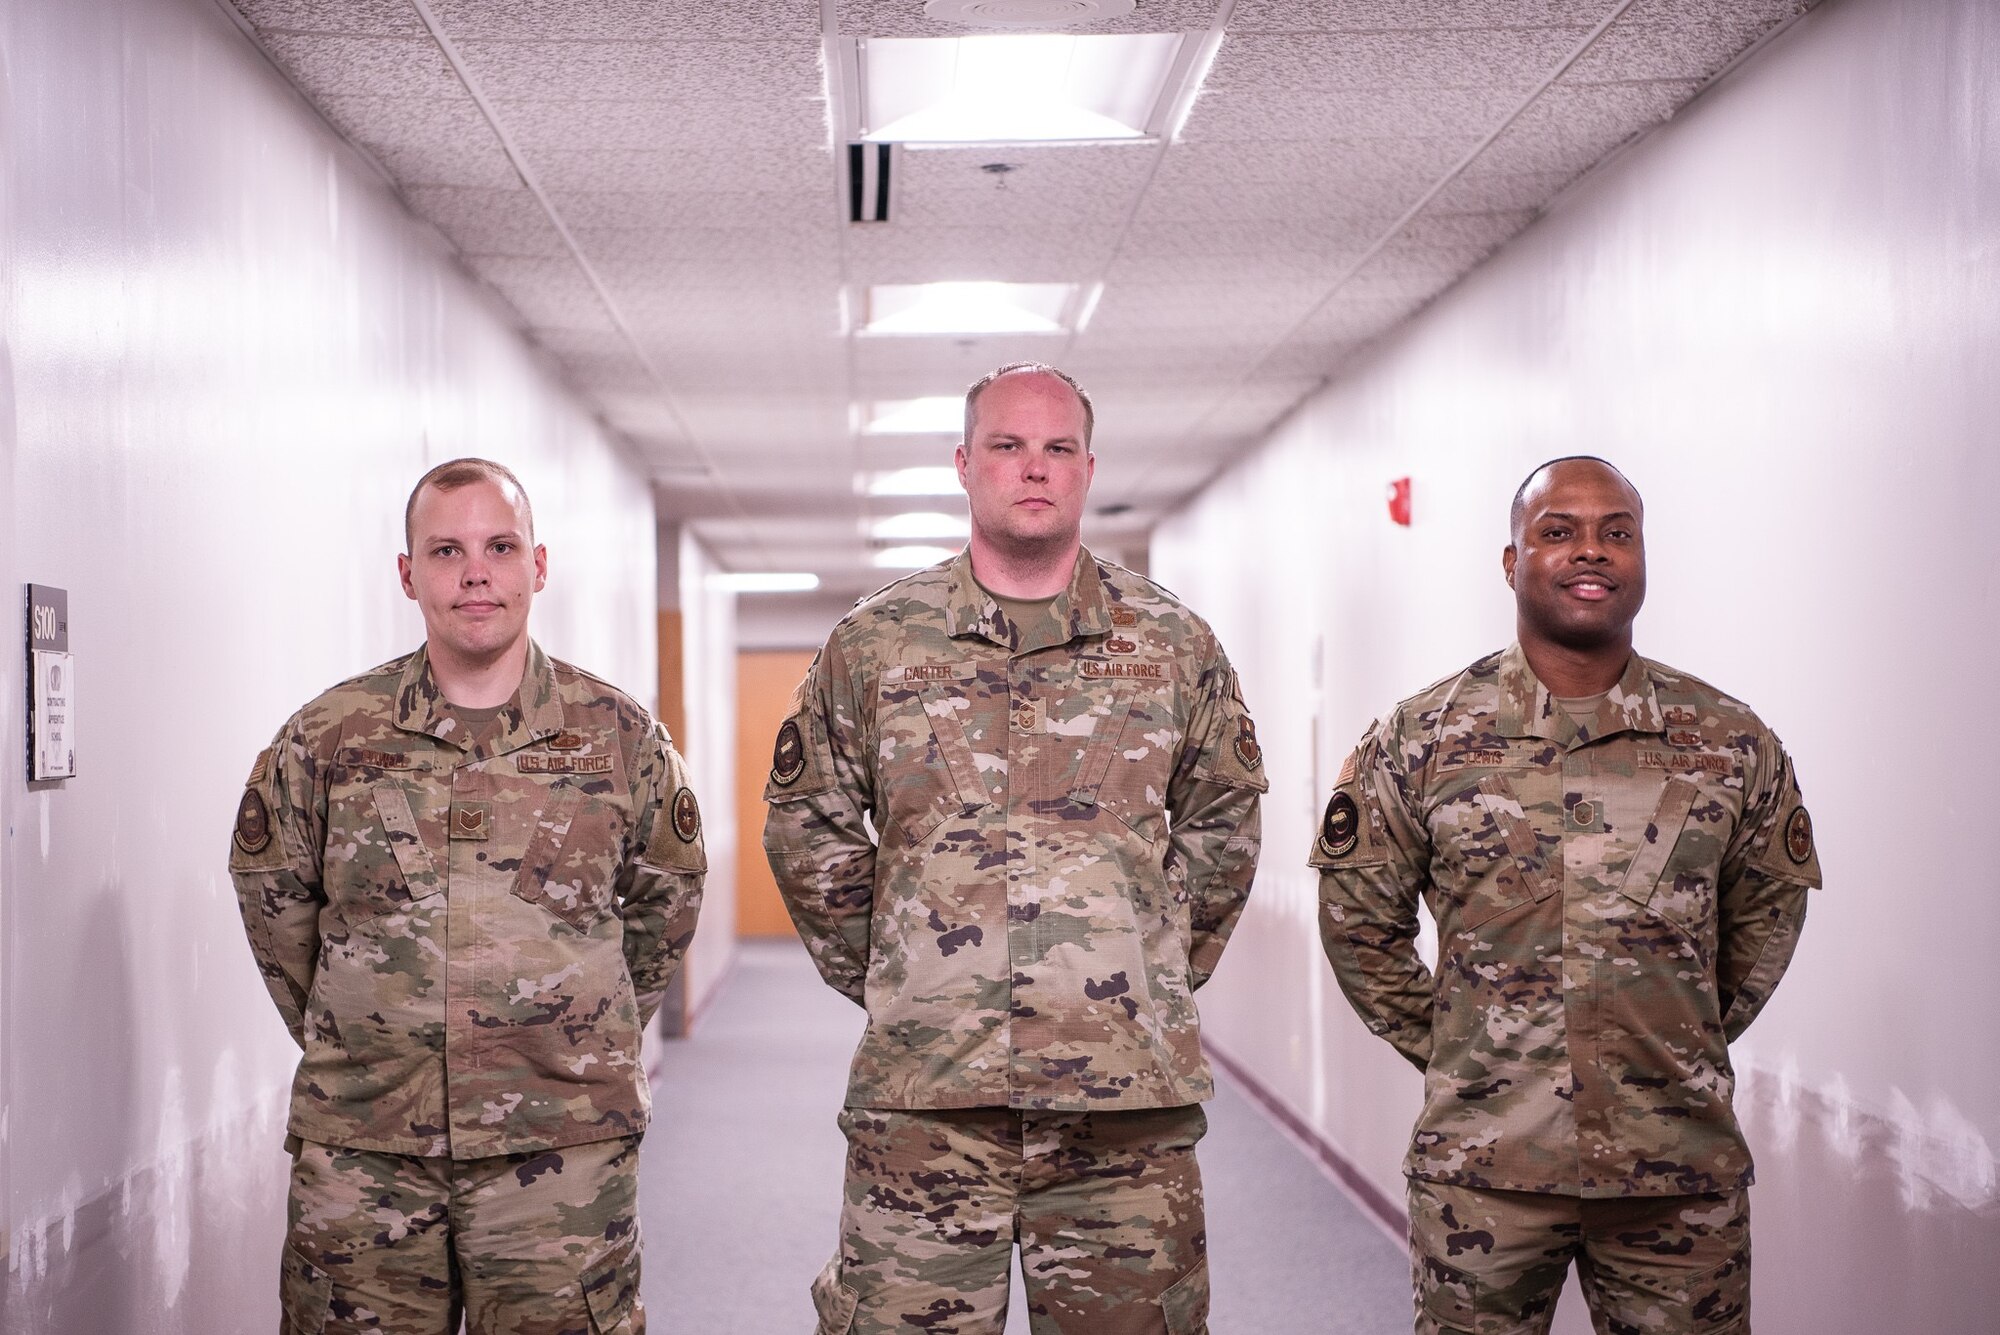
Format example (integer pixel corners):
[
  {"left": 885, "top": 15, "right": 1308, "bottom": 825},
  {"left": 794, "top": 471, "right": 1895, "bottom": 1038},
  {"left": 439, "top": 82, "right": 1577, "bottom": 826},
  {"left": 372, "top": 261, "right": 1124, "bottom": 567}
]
[{"left": 26, "top": 584, "right": 74, "bottom": 782}]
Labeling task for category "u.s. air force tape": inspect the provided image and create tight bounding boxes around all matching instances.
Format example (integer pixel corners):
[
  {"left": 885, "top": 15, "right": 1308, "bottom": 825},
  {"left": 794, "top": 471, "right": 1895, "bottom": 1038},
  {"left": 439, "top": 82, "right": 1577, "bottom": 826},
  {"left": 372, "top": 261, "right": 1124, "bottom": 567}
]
[
  {"left": 771, "top": 719, "right": 806, "bottom": 786},
  {"left": 1318, "top": 791, "right": 1360, "bottom": 858}
]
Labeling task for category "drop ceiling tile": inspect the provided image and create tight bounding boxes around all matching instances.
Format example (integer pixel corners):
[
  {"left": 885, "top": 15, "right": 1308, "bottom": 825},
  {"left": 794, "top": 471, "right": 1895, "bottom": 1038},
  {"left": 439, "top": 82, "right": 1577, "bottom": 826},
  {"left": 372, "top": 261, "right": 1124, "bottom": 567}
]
[
  {"left": 843, "top": 225, "right": 1120, "bottom": 284},
  {"left": 1563, "top": 1, "right": 1803, "bottom": 84},
  {"left": 579, "top": 224, "right": 840, "bottom": 267},
  {"left": 1394, "top": 209, "right": 1537, "bottom": 250},
  {"left": 369, "top": 127, "right": 523, "bottom": 189},
  {"left": 454, "top": 39, "right": 826, "bottom": 103},
  {"left": 259, "top": 33, "right": 466, "bottom": 100},
  {"left": 472, "top": 256, "right": 616, "bottom": 331},
  {"left": 405, "top": 186, "right": 568, "bottom": 257},
  {"left": 428, "top": 0, "right": 824, "bottom": 40},
  {"left": 530, "top": 143, "right": 836, "bottom": 194},
  {"left": 1085, "top": 280, "right": 1322, "bottom": 332},
  {"left": 1289, "top": 292, "right": 1429, "bottom": 343},
  {"left": 1104, "top": 246, "right": 1362, "bottom": 287},
  {"left": 837, "top": 0, "right": 1220, "bottom": 37},
  {"left": 1425, "top": 169, "right": 1574, "bottom": 213},
  {"left": 1150, "top": 137, "right": 1469, "bottom": 191},
  {"left": 1226, "top": 0, "right": 1616, "bottom": 31},
  {"left": 1205, "top": 28, "right": 1590, "bottom": 95},
  {"left": 1469, "top": 79, "right": 1698, "bottom": 177},
  {"left": 552, "top": 189, "right": 832, "bottom": 231},
  {"left": 889, "top": 145, "right": 1155, "bottom": 226},
  {"left": 1131, "top": 173, "right": 1410, "bottom": 226},
  {"left": 493, "top": 96, "right": 829, "bottom": 154},
  {"left": 232, "top": 0, "right": 429, "bottom": 37},
  {"left": 1181, "top": 83, "right": 1525, "bottom": 143}
]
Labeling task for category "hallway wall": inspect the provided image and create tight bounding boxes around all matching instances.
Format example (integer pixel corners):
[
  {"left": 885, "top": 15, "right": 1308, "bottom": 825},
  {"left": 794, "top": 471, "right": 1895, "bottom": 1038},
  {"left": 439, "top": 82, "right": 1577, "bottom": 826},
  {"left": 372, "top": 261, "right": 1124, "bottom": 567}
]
[
  {"left": 0, "top": 0, "right": 658, "bottom": 1328},
  {"left": 1156, "top": 0, "right": 2000, "bottom": 1329}
]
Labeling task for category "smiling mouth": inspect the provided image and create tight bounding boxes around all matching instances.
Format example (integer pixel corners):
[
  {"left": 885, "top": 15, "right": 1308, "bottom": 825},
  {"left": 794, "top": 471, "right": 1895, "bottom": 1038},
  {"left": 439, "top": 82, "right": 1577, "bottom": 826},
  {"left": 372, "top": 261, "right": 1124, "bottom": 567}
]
[{"left": 1561, "top": 578, "right": 1614, "bottom": 600}]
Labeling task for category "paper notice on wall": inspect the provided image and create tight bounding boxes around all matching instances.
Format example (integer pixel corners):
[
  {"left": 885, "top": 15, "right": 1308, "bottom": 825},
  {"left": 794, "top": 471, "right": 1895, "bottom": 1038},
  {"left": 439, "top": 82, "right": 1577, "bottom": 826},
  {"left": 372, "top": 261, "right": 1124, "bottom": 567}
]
[{"left": 32, "top": 649, "right": 75, "bottom": 780}]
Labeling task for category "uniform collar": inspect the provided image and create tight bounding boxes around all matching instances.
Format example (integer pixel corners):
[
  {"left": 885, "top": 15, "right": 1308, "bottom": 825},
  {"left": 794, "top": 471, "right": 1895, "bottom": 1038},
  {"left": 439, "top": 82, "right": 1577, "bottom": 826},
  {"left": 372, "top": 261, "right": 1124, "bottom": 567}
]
[
  {"left": 942, "top": 546, "right": 1112, "bottom": 655},
  {"left": 1495, "top": 642, "right": 1663, "bottom": 748},
  {"left": 394, "top": 640, "right": 565, "bottom": 758}
]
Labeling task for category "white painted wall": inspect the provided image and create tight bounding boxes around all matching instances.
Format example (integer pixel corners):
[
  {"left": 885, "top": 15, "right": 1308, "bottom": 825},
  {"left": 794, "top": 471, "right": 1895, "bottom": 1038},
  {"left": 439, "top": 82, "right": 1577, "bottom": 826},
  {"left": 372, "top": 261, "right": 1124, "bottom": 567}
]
[
  {"left": 1159, "top": 0, "right": 2000, "bottom": 1329},
  {"left": 0, "top": 0, "right": 657, "bottom": 1327},
  {"left": 677, "top": 530, "right": 740, "bottom": 1020}
]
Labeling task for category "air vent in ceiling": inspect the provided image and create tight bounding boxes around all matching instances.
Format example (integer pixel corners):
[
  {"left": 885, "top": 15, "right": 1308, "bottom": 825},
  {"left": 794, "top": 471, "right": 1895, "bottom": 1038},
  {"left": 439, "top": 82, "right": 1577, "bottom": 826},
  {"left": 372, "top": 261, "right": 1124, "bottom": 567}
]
[
  {"left": 922, "top": 0, "right": 1135, "bottom": 28},
  {"left": 848, "top": 142, "right": 892, "bottom": 223}
]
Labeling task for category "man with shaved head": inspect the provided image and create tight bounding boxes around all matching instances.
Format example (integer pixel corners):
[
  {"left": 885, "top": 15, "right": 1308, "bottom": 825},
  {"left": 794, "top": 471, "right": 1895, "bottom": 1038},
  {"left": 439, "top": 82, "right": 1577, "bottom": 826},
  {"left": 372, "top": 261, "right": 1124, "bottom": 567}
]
[
  {"left": 1312, "top": 457, "right": 1821, "bottom": 1334},
  {"left": 765, "top": 363, "right": 1265, "bottom": 1334},
  {"left": 230, "top": 458, "right": 706, "bottom": 1333}
]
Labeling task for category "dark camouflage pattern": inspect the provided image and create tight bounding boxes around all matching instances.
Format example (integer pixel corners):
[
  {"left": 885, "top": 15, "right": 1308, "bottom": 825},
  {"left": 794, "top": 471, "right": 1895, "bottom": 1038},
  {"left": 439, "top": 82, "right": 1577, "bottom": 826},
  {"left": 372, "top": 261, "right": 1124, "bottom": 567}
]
[
  {"left": 812, "top": 1106, "right": 1210, "bottom": 1335},
  {"left": 231, "top": 642, "right": 705, "bottom": 1158},
  {"left": 283, "top": 1135, "right": 644, "bottom": 1334},
  {"left": 1311, "top": 645, "right": 1820, "bottom": 1197},
  {"left": 1409, "top": 1178, "right": 1750, "bottom": 1334},
  {"left": 763, "top": 548, "right": 1266, "bottom": 1113}
]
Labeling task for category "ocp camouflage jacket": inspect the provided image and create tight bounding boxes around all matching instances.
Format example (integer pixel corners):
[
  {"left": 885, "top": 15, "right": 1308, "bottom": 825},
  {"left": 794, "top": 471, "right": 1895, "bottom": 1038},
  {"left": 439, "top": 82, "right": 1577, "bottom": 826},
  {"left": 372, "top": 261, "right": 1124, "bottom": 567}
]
[
  {"left": 764, "top": 549, "right": 1266, "bottom": 1113},
  {"left": 229, "top": 642, "right": 705, "bottom": 1158},
  {"left": 1312, "top": 645, "right": 1820, "bottom": 1197}
]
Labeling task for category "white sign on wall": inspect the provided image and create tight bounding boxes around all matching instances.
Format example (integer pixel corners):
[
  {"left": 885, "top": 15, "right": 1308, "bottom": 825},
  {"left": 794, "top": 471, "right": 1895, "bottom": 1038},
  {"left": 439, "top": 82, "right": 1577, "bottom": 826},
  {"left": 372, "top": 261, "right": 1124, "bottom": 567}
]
[{"left": 27, "top": 584, "right": 74, "bottom": 782}]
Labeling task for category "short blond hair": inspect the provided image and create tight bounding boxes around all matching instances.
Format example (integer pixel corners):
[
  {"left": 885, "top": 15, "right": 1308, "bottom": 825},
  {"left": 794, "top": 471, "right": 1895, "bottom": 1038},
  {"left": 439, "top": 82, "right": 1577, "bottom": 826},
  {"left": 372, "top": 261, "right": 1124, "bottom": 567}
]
[{"left": 404, "top": 458, "right": 534, "bottom": 552}]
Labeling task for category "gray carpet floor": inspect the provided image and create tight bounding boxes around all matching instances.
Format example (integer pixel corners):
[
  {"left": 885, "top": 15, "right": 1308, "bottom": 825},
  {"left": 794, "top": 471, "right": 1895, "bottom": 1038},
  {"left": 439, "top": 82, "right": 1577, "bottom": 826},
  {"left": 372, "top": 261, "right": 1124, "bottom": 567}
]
[{"left": 640, "top": 938, "right": 1411, "bottom": 1333}]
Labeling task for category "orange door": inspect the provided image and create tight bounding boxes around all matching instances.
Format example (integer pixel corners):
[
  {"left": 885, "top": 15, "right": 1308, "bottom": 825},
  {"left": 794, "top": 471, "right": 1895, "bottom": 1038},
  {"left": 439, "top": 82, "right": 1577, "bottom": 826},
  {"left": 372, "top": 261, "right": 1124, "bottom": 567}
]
[{"left": 734, "top": 650, "right": 819, "bottom": 937}]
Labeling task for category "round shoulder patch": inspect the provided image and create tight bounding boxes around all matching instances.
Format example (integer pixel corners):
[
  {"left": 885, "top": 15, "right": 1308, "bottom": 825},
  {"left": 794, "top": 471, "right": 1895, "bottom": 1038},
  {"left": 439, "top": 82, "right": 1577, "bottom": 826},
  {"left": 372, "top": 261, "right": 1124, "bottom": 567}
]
[
  {"left": 234, "top": 789, "right": 272, "bottom": 855},
  {"left": 1233, "top": 717, "right": 1262, "bottom": 770},
  {"left": 672, "top": 787, "right": 701, "bottom": 844},
  {"left": 1318, "top": 791, "right": 1359, "bottom": 859},
  {"left": 1784, "top": 805, "right": 1813, "bottom": 865},
  {"left": 771, "top": 718, "right": 806, "bottom": 786}
]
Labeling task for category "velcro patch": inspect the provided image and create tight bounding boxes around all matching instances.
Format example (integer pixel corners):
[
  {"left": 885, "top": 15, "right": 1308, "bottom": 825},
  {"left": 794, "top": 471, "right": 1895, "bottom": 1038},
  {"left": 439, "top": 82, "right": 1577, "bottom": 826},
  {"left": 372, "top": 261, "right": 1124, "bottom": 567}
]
[
  {"left": 1637, "top": 749, "right": 1732, "bottom": 776},
  {"left": 672, "top": 788, "right": 701, "bottom": 843},
  {"left": 338, "top": 747, "right": 420, "bottom": 770},
  {"left": 547, "top": 731, "right": 586, "bottom": 752},
  {"left": 234, "top": 790, "right": 272, "bottom": 854},
  {"left": 518, "top": 754, "right": 614, "bottom": 774},
  {"left": 1784, "top": 806, "right": 1813, "bottom": 865},
  {"left": 450, "top": 802, "right": 491, "bottom": 840},
  {"left": 1080, "top": 660, "right": 1165, "bottom": 680},
  {"left": 1319, "top": 792, "right": 1360, "bottom": 858},
  {"left": 771, "top": 719, "right": 806, "bottom": 787}
]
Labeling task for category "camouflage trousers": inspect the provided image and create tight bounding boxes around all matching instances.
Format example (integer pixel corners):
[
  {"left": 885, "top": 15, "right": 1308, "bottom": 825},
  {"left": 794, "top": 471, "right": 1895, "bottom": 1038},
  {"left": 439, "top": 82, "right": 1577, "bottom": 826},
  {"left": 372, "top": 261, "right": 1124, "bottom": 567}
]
[
  {"left": 281, "top": 1136, "right": 644, "bottom": 1335},
  {"left": 811, "top": 1105, "right": 1210, "bottom": 1335},
  {"left": 1409, "top": 1179, "right": 1751, "bottom": 1335}
]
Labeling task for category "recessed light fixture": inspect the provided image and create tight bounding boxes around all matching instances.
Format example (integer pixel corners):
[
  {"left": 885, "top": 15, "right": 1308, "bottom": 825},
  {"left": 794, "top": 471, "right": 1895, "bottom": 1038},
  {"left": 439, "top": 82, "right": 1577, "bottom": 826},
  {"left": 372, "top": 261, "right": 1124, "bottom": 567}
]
[
  {"left": 873, "top": 544, "right": 959, "bottom": 568},
  {"left": 870, "top": 511, "right": 970, "bottom": 541},
  {"left": 863, "top": 466, "right": 963, "bottom": 496},
  {"left": 863, "top": 281, "right": 1080, "bottom": 336},
  {"left": 710, "top": 573, "right": 822, "bottom": 593},
  {"left": 850, "top": 33, "right": 1195, "bottom": 144},
  {"left": 863, "top": 397, "right": 964, "bottom": 435}
]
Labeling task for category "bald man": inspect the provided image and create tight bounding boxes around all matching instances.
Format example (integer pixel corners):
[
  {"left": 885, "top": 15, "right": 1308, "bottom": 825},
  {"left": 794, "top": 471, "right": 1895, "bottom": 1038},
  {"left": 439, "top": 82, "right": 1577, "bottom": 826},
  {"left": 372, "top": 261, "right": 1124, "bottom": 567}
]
[
  {"left": 1312, "top": 457, "right": 1820, "bottom": 1334},
  {"left": 765, "top": 363, "right": 1265, "bottom": 1335}
]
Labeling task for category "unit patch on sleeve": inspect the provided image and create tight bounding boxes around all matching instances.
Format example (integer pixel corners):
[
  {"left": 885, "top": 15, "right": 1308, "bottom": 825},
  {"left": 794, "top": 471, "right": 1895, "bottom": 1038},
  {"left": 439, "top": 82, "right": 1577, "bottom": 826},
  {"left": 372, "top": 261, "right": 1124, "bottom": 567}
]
[
  {"left": 233, "top": 789, "right": 272, "bottom": 855},
  {"left": 771, "top": 719, "right": 806, "bottom": 787},
  {"left": 1234, "top": 717, "right": 1262, "bottom": 770},
  {"left": 1319, "top": 791, "right": 1360, "bottom": 858},
  {"left": 1784, "top": 805, "right": 1814, "bottom": 865},
  {"left": 672, "top": 787, "right": 701, "bottom": 843}
]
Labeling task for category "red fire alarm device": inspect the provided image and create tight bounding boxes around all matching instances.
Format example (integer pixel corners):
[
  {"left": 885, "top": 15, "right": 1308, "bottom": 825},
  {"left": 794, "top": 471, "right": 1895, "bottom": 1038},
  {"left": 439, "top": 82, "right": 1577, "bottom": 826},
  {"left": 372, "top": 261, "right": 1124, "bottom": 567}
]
[{"left": 1387, "top": 477, "right": 1412, "bottom": 526}]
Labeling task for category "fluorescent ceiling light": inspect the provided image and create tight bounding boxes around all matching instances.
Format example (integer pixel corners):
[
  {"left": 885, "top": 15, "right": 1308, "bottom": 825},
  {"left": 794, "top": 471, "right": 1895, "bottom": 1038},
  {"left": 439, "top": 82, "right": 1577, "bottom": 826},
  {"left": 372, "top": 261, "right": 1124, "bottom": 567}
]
[
  {"left": 873, "top": 544, "right": 959, "bottom": 568},
  {"left": 862, "top": 34, "right": 1188, "bottom": 144},
  {"left": 864, "top": 281, "right": 1078, "bottom": 336},
  {"left": 710, "top": 572, "right": 821, "bottom": 593},
  {"left": 864, "top": 466, "right": 963, "bottom": 496},
  {"left": 864, "top": 397, "right": 963, "bottom": 435},
  {"left": 870, "top": 511, "right": 970, "bottom": 541}
]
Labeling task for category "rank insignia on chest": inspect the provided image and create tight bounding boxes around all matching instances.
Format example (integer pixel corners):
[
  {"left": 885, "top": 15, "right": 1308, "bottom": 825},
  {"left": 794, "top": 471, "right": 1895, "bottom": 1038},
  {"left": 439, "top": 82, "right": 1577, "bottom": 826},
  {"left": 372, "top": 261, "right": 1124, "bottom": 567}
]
[
  {"left": 234, "top": 790, "right": 272, "bottom": 854},
  {"left": 450, "top": 801, "right": 491, "bottom": 840},
  {"left": 1319, "top": 791, "right": 1360, "bottom": 858},
  {"left": 771, "top": 719, "right": 806, "bottom": 786},
  {"left": 672, "top": 787, "right": 701, "bottom": 843}
]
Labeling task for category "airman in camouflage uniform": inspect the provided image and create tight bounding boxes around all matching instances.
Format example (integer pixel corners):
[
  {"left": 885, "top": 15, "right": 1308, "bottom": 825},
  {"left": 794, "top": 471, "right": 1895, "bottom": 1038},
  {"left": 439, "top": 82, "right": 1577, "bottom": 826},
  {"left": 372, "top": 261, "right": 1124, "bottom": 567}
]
[
  {"left": 765, "top": 365, "right": 1264, "bottom": 1335},
  {"left": 231, "top": 459, "right": 703, "bottom": 1335},
  {"left": 1313, "top": 457, "right": 1819, "bottom": 1335}
]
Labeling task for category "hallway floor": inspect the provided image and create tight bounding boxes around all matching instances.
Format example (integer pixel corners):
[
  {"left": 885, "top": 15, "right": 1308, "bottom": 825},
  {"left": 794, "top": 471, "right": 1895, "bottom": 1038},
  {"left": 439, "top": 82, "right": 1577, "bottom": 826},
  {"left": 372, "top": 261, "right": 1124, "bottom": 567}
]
[{"left": 640, "top": 939, "right": 1410, "bottom": 1333}]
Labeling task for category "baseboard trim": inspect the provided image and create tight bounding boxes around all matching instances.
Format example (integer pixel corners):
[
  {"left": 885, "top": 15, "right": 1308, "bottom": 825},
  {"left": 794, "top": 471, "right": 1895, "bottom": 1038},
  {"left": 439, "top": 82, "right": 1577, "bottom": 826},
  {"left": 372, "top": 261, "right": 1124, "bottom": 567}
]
[{"left": 1205, "top": 1041, "right": 1409, "bottom": 1246}]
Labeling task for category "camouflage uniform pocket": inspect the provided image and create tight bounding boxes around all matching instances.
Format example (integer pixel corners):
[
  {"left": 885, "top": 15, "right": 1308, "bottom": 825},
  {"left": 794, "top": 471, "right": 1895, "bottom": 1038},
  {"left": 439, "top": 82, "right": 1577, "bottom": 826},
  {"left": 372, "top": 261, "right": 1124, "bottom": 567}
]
[
  {"left": 1417, "top": 1267, "right": 1513, "bottom": 1335},
  {"left": 582, "top": 1233, "right": 643, "bottom": 1334},
  {"left": 1438, "top": 777, "right": 1553, "bottom": 931},
  {"left": 808, "top": 1255, "right": 860, "bottom": 1335},
  {"left": 883, "top": 684, "right": 987, "bottom": 846},
  {"left": 512, "top": 786, "right": 610, "bottom": 931},
  {"left": 1159, "top": 1255, "right": 1210, "bottom": 1334},
  {"left": 279, "top": 1243, "right": 332, "bottom": 1335}
]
